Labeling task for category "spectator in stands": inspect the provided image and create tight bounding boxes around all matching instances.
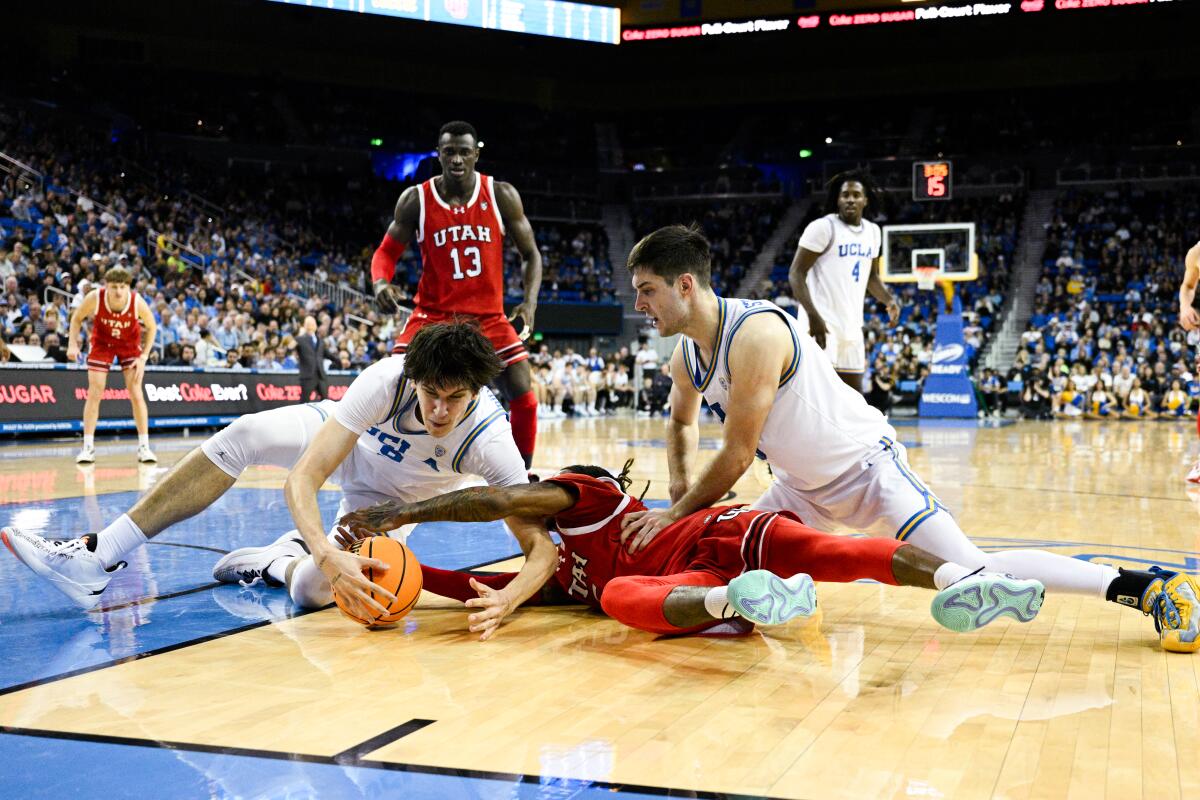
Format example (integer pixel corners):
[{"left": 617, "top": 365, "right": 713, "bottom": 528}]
[
  {"left": 224, "top": 348, "right": 246, "bottom": 371},
  {"left": 1112, "top": 364, "right": 1135, "bottom": 406},
  {"left": 585, "top": 347, "right": 604, "bottom": 372},
  {"left": 43, "top": 333, "right": 67, "bottom": 363},
  {"left": 634, "top": 337, "right": 658, "bottom": 375},
  {"left": 646, "top": 363, "right": 673, "bottom": 416},
  {"left": 979, "top": 368, "right": 1003, "bottom": 418}
]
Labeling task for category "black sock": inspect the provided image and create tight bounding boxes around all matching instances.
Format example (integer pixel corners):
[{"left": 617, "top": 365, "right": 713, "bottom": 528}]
[
  {"left": 83, "top": 533, "right": 98, "bottom": 552},
  {"left": 1105, "top": 568, "right": 1158, "bottom": 608}
]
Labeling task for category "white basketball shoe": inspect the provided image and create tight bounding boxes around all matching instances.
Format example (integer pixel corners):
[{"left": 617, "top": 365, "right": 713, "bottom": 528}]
[
  {"left": 213, "top": 531, "right": 309, "bottom": 587},
  {"left": 137, "top": 444, "right": 157, "bottom": 463},
  {"left": 1185, "top": 459, "right": 1200, "bottom": 485},
  {"left": 1, "top": 527, "right": 125, "bottom": 609},
  {"left": 75, "top": 445, "right": 96, "bottom": 464}
]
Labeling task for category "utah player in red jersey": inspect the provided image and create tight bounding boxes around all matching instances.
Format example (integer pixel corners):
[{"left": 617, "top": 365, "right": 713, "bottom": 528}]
[
  {"left": 338, "top": 464, "right": 1045, "bottom": 637},
  {"left": 66, "top": 266, "right": 159, "bottom": 464},
  {"left": 370, "top": 121, "right": 543, "bottom": 469}
]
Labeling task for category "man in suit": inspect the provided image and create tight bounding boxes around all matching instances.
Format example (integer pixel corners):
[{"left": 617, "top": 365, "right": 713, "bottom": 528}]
[{"left": 297, "top": 315, "right": 328, "bottom": 401}]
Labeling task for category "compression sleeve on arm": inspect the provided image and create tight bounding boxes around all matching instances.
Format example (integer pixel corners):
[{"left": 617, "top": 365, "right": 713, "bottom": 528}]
[{"left": 371, "top": 234, "right": 407, "bottom": 284}]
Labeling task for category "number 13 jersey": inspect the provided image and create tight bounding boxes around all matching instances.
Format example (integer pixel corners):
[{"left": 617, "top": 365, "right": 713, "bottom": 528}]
[{"left": 414, "top": 173, "right": 507, "bottom": 316}]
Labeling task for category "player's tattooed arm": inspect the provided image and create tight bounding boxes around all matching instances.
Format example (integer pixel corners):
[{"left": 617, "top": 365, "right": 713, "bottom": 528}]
[
  {"left": 495, "top": 181, "right": 542, "bottom": 332},
  {"left": 339, "top": 482, "right": 578, "bottom": 532}
]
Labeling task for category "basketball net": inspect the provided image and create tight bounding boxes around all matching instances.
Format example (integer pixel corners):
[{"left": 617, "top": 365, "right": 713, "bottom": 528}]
[{"left": 915, "top": 265, "right": 939, "bottom": 292}]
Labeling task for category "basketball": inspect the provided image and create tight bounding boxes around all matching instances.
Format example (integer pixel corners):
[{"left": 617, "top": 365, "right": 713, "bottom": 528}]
[{"left": 333, "top": 536, "right": 423, "bottom": 627}]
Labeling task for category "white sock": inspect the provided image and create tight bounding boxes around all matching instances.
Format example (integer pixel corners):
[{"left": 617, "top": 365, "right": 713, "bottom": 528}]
[
  {"left": 138, "top": 434, "right": 150, "bottom": 448},
  {"left": 95, "top": 514, "right": 147, "bottom": 568},
  {"left": 703, "top": 586, "right": 733, "bottom": 619},
  {"left": 933, "top": 562, "right": 977, "bottom": 591},
  {"left": 266, "top": 555, "right": 297, "bottom": 586},
  {"left": 287, "top": 556, "right": 332, "bottom": 609},
  {"left": 83, "top": 434, "right": 94, "bottom": 449}
]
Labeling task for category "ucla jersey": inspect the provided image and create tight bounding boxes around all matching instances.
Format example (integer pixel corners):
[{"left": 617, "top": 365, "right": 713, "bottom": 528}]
[
  {"left": 798, "top": 213, "right": 882, "bottom": 337},
  {"left": 680, "top": 297, "right": 897, "bottom": 490},
  {"left": 331, "top": 356, "right": 526, "bottom": 501}
]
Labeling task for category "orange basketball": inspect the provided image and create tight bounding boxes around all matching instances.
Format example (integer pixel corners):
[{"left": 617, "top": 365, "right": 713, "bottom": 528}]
[{"left": 333, "top": 536, "right": 423, "bottom": 627}]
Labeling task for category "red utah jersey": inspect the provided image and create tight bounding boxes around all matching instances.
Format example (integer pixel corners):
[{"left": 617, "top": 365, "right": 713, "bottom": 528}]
[
  {"left": 91, "top": 288, "right": 142, "bottom": 355},
  {"left": 545, "top": 473, "right": 782, "bottom": 609},
  {"left": 414, "top": 173, "right": 507, "bottom": 316}
]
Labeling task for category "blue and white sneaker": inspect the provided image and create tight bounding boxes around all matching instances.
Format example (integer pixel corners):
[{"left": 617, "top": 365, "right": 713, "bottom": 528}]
[
  {"left": 931, "top": 571, "right": 1044, "bottom": 632},
  {"left": 726, "top": 570, "right": 817, "bottom": 626}
]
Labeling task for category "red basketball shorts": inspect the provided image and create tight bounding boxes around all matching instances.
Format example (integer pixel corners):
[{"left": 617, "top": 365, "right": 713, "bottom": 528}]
[
  {"left": 392, "top": 307, "right": 527, "bottom": 367},
  {"left": 87, "top": 344, "right": 142, "bottom": 372}
]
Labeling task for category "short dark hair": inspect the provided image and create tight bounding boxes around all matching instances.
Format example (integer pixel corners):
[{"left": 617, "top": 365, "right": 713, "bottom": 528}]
[
  {"left": 404, "top": 321, "right": 503, "bottom": 392},
  {"left": 825, "top": 170, "right": 881, "bottom": 217},
  {"left": 438, "top": 121, "right": 479, "bottom": 143},
  {"left": 625, "top": 224, "right": 711, "bottom": 288}
]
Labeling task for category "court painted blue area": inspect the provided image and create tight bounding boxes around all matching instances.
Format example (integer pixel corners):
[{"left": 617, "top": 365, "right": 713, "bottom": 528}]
[
  {"left": 0, "top": 731, "right": 669, "bottom": 800},
  {"left": 0, "top": 487, "right": 520, "bottom": 693}
]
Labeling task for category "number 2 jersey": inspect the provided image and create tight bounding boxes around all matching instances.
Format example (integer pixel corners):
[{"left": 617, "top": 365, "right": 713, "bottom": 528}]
[
  {"left": 413, "top": 173, "right": 507, "bottom": 316},
  {"left": 331, "top": 355, "right": 527, "bottom": 501},
  {"left": 543, "top": 472, "right": 791, "bottom": 609}
]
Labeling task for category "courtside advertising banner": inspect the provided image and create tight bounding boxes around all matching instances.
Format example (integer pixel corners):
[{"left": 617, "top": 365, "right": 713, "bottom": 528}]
[{"left": 0, "top": 366, "right": 356, "bottom": 433}]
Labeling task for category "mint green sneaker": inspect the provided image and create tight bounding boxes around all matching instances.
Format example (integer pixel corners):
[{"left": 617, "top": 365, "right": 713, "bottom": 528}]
[
  {"left": 726, "top": 570, "right": 817, "bottom": 626},
  {"left": 931, "top": 572, "right": 1044, "bottom": 632}
]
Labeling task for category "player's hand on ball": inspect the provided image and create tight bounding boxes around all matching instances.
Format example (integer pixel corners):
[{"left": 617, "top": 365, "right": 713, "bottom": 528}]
[
  {"left": 620, "top": 507, "right": 678, "bottom": 554},
  {"left": 465, "top": 577, "right": 517, "bottom": 642},
  {"left": 1181, "top": 305, "right": 1200, "bottom": 332},
  {"left": 332, "top": 524, "right": 373, "bottom": 551},
  {"left": 316, "top": 547, "right": 396, "bottom": 620},
  {"left": 373, "top": 280, "right": 406, "bottom": 314},
  {"left": 807, "top": 315, "right": 828, "bottom": 349}
]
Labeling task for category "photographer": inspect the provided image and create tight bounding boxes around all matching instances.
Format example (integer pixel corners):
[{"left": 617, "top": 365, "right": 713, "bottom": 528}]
[{"left": 1021, "top": 371, "right": 1053, "bottom": 420}]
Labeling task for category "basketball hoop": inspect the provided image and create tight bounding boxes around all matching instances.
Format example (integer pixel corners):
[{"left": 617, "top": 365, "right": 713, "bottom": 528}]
[{"left": 915, "top": 266, "right": 939, "bottom": 292}]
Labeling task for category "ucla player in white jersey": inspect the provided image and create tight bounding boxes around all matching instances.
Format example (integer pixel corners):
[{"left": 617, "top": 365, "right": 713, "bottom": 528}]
[
  {"left": 619, "top": 224, "right": 1200, "bottom": 652},
  {"left": 1177, "top": 240, "right": 1200, "bottom": 482},
  {"left": 3, "top": 323, "right": 557, "bottom": 640},
  {"left": 789, "top": 172, "right": 900, "bottom": 392}
]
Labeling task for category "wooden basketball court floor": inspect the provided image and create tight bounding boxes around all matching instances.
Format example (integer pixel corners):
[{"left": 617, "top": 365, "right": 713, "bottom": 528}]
[{"left": 0, "top": 414, "right": 1198, "bottom": 799}]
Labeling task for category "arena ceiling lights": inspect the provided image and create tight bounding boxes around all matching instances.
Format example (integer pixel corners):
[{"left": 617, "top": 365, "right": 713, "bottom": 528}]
[
  {"left": 266, "top": 0, "right": 621, "bottom": 45},
  {"left": 619, "top": 0, "right": 1175, "bottom": 43}
]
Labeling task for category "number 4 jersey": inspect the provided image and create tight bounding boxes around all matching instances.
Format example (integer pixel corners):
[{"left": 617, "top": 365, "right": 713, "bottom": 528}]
[
  {"left": 797, "top": 213, "right": 882, "bottom": 338},
  {"left": 413, "top": 173, "right": 507, "bottom": 316}
]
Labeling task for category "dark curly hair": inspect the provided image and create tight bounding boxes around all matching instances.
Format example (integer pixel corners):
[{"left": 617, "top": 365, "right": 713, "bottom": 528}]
[
  {"left": 824, "top": 170, "right": 881, "bottom": 218},
  {"left": 403, "top": 320, "right": 503, "bottom": 392},
  {"left": 560, "top": 459, "right": 636, "bottom": 493}
]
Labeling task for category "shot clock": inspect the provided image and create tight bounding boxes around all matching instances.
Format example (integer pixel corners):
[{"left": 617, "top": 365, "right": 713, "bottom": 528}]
[{"left": 913, "top": 160, "right": 952, "bottom": 201}]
